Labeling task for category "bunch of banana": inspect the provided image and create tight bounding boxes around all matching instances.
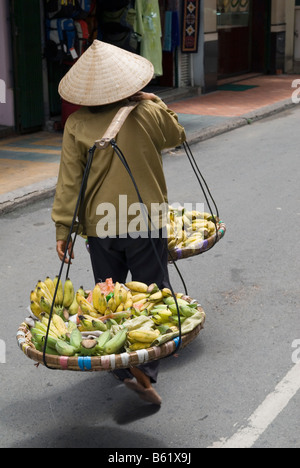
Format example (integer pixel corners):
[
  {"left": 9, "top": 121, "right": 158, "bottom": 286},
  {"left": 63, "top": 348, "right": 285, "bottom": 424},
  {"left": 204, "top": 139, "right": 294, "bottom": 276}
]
[
  {"left": 85, "top": 282, "right": 133, "bottom": 318},
  {"left": 30, "top": 277, "right": 83, "bottom": 322},
  {"left": 127, "top": 328, "right": 160, "bottom": 351},
  {"left": 30, "top": 314, "right": 71, "bottom": 355},
  {"left": 124, "top": 281, "right": 173, "bottom": 314},
  {"left": 77, "top": 314, "right": 107, "bottom": 333},
  {"left": 167, "top": 206, "right": 217, "bottom": 251},
  {"left": 151, "top": 296, "right": 199, "bottom": 327}
]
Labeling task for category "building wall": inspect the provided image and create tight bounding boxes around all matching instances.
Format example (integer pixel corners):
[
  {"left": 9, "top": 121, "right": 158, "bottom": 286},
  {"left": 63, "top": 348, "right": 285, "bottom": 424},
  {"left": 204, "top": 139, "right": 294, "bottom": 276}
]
[{"left": 0, "top": 0, "right": 14, "bottom": 127}]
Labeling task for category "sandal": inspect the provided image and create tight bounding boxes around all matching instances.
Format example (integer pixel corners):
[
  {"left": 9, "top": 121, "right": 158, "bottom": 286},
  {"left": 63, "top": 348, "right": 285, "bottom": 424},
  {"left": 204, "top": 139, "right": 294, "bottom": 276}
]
[{"left": 124, "top": 378, "right": 162, "bottom": 406}]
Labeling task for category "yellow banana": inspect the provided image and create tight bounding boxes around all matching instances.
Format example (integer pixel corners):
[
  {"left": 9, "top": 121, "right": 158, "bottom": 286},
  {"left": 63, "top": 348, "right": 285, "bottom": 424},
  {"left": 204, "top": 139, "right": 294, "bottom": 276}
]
[
  {"left": 63, "top": 278, "right": 75, "bottom": 308},
  {"left": 36, "top": 286, "right": 51, "bottom": 304},
  {"left": 37, "top": 281, "right": 52, "bottom": 299},
  {"left": 30, "top": 290, "right": 38, "bottom": 304},
  {"left": 119, "top": 287, "right": 128, "bottom": 304},
  {"left": 113, "top": 282, "right": 122, "bottom": 306},
  {"left": 96, "top": 293, "right": 107, "bottom": 315},
  {"left": 30, "top": 300, "right": 43, "bottom": 320},
  {"left": 207, "top": 220, "right": 217, "bottom": 234},
  {"left": 162, "top": 288, "right": 172, "bottom": 297},
  {"left": 53, "top": 276, "right": 64, "bottom": 305},
  {"left": 125, "top": 281, "right": 148, "bottom": 294},
  {"left": 129, "top": 342, "right": 152, "bottom": 351},
  {"left": 76, "top": 292, "right": 98, "bottom": 316},
  {"left": 128, "top": 329, "right": 160, "bottom": 344},
  {"left": 157, "top": 310, "right": 173, "bottom": 323},
  {"left": 51, "top": 314, "right": 68, "bottom": 337},
  {"left": 107, "top": 297, "right": 117, "bottom": 313},
  {"left": 44, "top": 277, "right": 55, "bottom": 297},
  {"left": 148, "top": 290, "right": 163, "bottom": 302},
  {"left": 132, "top": 293, "right": 149, "bottom": 303},
  {"left": 92, "top": 284, "right": 102, "bottom": 312},
  {"left": 116, "top": 303, "right": 125, "bottom": 312},
  {"left": 124, "top": 297, "right": 133, "bottom": 309},
  {"left": 40, "top": 296, "right": 52, "bottom": 315},
  {"left": 40, "top": 317, "right": 62, "bottom": 339}
]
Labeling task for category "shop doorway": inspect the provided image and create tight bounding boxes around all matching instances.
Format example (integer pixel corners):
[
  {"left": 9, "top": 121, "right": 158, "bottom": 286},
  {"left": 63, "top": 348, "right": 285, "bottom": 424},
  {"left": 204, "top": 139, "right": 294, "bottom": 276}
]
[
  {"left": 217, "top": 0, "right": 271, "bottom": 79},
  {"left": 10, "top": 0, "right": 44, "bottom": 133}
]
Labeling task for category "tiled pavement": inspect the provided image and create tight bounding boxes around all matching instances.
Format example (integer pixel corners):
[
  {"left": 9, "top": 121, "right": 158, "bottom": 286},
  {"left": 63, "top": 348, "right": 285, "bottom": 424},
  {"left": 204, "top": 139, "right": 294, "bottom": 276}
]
[{"left": 0, "top": 74, "right": 299, "bottom": 212}]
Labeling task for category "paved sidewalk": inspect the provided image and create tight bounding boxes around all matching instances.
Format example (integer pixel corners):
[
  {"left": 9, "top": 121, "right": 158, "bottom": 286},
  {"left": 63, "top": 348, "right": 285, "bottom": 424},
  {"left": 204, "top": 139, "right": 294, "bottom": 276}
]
[{"left": 0, "top": 74, "right": 299, "bottom": 214}]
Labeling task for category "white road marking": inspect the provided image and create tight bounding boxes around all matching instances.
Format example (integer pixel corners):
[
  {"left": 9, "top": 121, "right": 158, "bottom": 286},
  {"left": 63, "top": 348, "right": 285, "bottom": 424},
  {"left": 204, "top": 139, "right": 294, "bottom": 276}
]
[{"left": 209, "top": 361, "right": 300, "bottom": 448}]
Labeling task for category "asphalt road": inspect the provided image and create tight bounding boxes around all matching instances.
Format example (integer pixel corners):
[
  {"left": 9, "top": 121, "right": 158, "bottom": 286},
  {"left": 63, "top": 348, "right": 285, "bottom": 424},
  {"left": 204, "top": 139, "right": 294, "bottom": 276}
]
[{"left": 0, "top": 107, "right": 300, "bottom": 449}]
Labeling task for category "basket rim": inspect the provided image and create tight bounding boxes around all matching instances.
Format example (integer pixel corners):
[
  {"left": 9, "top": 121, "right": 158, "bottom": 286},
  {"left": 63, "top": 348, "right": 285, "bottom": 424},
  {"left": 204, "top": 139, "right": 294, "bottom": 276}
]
[{"left": 17, "top": 297, "right": 206, "bottom": 372}]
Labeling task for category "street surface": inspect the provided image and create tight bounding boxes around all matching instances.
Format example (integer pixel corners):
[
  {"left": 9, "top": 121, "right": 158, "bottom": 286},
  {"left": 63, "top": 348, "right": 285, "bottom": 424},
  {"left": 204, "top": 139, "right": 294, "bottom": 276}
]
[{"left": 0, "top": 107, "right": 300, "bottom": 448}]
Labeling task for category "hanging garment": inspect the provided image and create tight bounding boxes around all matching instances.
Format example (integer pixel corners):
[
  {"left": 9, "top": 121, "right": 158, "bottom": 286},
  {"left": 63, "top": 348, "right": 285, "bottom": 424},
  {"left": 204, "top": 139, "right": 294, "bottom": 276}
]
[
  {"left": 135, "top": 0, "right": 162, "bottom": 77},
  {"left": 163, "top": 10, "right": 180, "bottom": 53}
]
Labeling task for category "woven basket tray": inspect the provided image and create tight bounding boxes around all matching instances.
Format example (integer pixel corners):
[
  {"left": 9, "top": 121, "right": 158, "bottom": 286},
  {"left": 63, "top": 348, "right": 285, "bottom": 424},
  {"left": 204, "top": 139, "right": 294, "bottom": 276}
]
[
  {"left": 168, "top": 219, "right": 226, "bottom": 262},
  {"left": 16, "top": 301, "right": 206, "bottom": 372}
]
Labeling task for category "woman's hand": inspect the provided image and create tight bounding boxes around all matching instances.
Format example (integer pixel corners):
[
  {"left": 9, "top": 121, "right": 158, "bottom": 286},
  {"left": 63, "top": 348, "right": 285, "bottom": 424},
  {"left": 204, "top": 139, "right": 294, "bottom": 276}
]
[
  {"left": 56, "top": 239, "right": 74, "bottom": 264},
  {"left": 129, "top": 91, "right": 157, "bottom": 102}
]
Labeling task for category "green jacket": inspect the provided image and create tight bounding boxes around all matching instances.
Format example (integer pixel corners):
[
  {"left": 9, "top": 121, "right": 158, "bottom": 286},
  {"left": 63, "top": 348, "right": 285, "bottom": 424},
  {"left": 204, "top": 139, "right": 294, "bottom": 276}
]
[{"left": 52, "top": 97, "right": 186, "bottom": 241}]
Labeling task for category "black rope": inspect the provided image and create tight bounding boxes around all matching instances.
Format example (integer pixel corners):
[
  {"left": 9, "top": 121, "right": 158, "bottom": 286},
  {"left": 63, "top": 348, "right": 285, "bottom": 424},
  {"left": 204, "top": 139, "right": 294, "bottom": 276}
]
[
  {"left": 42, "top": 145, "right": 97, "bottom": 369},
  {"left": 182, "top": 141, "right": 220, "bottom": 253}
]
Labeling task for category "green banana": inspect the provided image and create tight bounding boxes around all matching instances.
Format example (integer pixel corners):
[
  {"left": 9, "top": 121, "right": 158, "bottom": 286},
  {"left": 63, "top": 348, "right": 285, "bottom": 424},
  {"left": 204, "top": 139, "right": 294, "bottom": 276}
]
[
  {"left": 67, "top": 320, "right": 77, "bottom": 333},
  {"left": 170, "top": 316, "right": 187, "bottom": 325},
  {"left": 164, "top": 296, "right": 190, "bottom": 307},
  {"left": 55, "top": 339, "right": 77, "bottom": 357},
  {"left": 103, "top": 328, "right": 128, "bottom": 355},
  {"left": 69, "top": 328, "right": 82, "bottom": 351},
  {"left": 68, "top": 296, "right": 79, "bottom": 316},
  {"left": 95, "top": 330, "right": 112, "bottom": 354},
  {"left": 31, "top": 332, "right": 58, "bottom": 352},
  {"left": 91, "top": 319, "right": 107, "bottom": 332},
  {"left": 156, "top": 324, "right": 173, "bottom": 335},
  {"left": 77, "top": 286, "right": 86, "bottom": 298},
  {"left": 63, "top": 278, "right": 75, "bottom": 309},
  {"left": 179, "top": 305, "right": 196, "bottom": 318},
  {"left": 44, "top": 346, "right": 59, "bottom": 356}
]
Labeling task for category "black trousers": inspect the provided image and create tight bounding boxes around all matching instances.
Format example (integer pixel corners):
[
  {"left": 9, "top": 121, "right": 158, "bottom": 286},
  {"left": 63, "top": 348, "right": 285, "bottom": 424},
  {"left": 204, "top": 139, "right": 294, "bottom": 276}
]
[{"left": 88, "top": 232, "right": 170, "bottom": 383}]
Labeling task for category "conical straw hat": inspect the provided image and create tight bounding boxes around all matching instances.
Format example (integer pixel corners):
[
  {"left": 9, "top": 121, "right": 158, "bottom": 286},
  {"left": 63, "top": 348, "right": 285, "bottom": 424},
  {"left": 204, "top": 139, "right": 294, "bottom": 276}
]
[{"left": 58, "top": 40, "right": 155, "bottom": 106}]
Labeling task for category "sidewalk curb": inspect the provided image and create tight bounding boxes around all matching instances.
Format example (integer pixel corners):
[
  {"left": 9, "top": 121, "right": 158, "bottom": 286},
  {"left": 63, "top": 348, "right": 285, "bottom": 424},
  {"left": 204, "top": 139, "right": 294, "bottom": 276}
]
[
  {"left": 0, "top": 178, "right": 57, "bottom": 216},
  {"left": 0, "top": 98, "right": 296, "bottom": 216},
  {"left": 188, "top": 98, "right": 296, "bottom": 145}
]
